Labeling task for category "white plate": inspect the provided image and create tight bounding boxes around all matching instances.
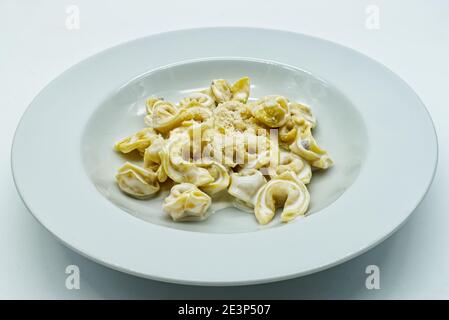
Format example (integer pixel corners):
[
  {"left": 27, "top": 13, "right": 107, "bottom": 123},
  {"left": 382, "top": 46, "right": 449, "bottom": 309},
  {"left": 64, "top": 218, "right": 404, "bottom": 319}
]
[{"left": 11, "top": 28, "right": 437, "bottom": 285}]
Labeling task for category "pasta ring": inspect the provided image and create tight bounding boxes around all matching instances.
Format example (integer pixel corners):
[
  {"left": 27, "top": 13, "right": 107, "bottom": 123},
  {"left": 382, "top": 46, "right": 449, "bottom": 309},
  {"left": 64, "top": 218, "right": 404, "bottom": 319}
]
[
  {"left": 211, "top": 79, "right": 232, "bottom": 103},
  {"left": 251, "top": 95, "right": 289, "bottom": 128},
  {"left": 160, "top": 136, "right": 214, "bottom": 186},
  {"left": 144, "top": 100, "right": 184, "bottom": 133},
  {"left": 228, "top": 168, "right": 267, "bottom": 207},
  {"left": 289, "top": 102, "right": 316, "bottom": 128},
  {"left": 114, "top": 127, "right": 159, "bottom": 154},
  {"left": 289, "top": 125, "right": 333, "bottom": 169},
  {"left": 230, "top": 77, "right": 250, "bottom": 103},
  {"left": 179, "top": 92, "right": 215, "bottom": 109},
  {"left": 254, "top": 171, "right": 310, "bottom": 224},
  {"left": 279, "top": 119, "right": 298, "bottom": 146},
  {"left": 269, "top": 151, "right": 312, "bottom": 184},
  {"left": 163, "top": 183, "right": 211, "bottom": 221},
  {"left": 198, "top": 161, "right": 230, "bottom": 195},
  {"left": 116, "top": 162, "right": 160, "bottom": 199}
]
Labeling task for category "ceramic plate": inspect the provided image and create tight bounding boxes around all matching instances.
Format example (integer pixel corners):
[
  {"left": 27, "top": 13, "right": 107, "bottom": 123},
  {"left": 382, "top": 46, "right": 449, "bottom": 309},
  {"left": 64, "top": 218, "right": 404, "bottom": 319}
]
[{"left": 11, "top": 28, "right": 437, "bottom": 285}]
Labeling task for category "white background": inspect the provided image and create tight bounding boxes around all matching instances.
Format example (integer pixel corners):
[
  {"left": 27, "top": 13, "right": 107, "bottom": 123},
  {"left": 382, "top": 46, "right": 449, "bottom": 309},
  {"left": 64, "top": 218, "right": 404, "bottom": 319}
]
[{"left": 1, "top": 0, "right": 448, "bottom": 299}]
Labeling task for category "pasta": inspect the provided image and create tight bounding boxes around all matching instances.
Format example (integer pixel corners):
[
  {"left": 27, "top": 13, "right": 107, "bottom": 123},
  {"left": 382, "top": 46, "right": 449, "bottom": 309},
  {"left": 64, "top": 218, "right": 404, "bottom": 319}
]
[
  {"left": 211, "top": 79, "right": 232, "bottom": 103},
  {"left": 198, "top": 161, "right": 231, "bottom": 195},
  {"left": 268, "top": 150, "right": 312, "bottom": 184},
  {"left": 113, "top": 76, "right": 333, "bottom": 225},
  {"left": 250, "top": 95, "right": 289, "bottom": 128},
  {"left": 163, "top": 183, "right": 211, "bottom": 221},
  {"left": 144, "top": 100, "right": 184, "bottom": 133},
  {"left": 179, "top": 92, "right": 215, "bottom": 109},
  {"left": 289, "top": 124, "right": 333, "bottom": 169},
  {"left": 289, "top": 101, "right": 316, "bottom": 128},
  {"left": 114, "top": 127, "right": 159, "bottom": 155},
  {"left": 228, "top": 169, "right": 267, "bottom": 207},
  {"left": 160, "top": 135, "right": 214, "bottom": 186},
  {"left": 116, "top": 162, "right": 160, "bottom": 198},
  {"left": 255, "top": 171, "right": 310, "bottom": 224},
  {"left": 230, "top": 76, "right": 250, "bottom": 103}
]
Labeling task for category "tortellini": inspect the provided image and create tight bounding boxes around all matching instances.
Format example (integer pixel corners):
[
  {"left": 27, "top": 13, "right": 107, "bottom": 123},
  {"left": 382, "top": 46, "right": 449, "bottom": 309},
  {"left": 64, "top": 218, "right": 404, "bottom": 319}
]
[
  {"left": 163, "top": 183, "right": 211, "bottom": 221},
  {"left": 179, "top": 92, "right": 215, "bottom": 109},
  {"left": 114, "top": 128, "right": 159, "bottom": 154},
  {"left": 230, "top": 76, "right": 250, "bottom": 103},
  {"left": 143, "top": 136, "right": 167, "bottom": 182},
  {"left": 251, "top": 95, "right": 290, "bottom": 128},
  {"left": 211, "top": 79, "right": 232, "bottom": 104},
  {"left": 289, "top": 102, "right": 316, "bottom": 128},
  {"left": 144, "top": 100, "right": 184, "bottom": 133},
  {"left": 268, "top": 151, "right": 312, "bottom": 184},
  {"left": 144, "top": 99, "right": 213, "bottom": 134},
  {"left": 113, "top": 76, "right": 333, "bottom": 225},
  {"left": 198, "top": 161, "right": 230, "bottom": 195},
  {"left": 210, "top": 77, "right": 251, "bottom": 104},
  {"left": 143, "top": 135, "right": 164, "bottom": 166},
  {"left": 160, "top": 135, "right": 214, "bottom": 186},
  {"left": 116, "top": 162, "right": 160, "bottom": 198},
  {"left": 255, "top": 171, "right": 310, "bottom": 224},
  {"left": 279, "top": 119, "right": 298, "bottom": 146},
  {"left": 228, "top": 169, "right": 267, "bottom": 207},
  {"left": 289, "top": 125, "right": 333, "bottom": 169}
]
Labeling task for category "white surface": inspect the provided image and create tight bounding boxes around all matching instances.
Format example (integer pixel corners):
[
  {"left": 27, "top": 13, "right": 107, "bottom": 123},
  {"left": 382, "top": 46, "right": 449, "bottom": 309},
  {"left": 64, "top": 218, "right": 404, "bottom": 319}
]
[
  {"left": 11, "top": 28, "right": 437, "bottom": 286},
  {"left": 0, "top": 0, "right": 448, "bottom": 298}
]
